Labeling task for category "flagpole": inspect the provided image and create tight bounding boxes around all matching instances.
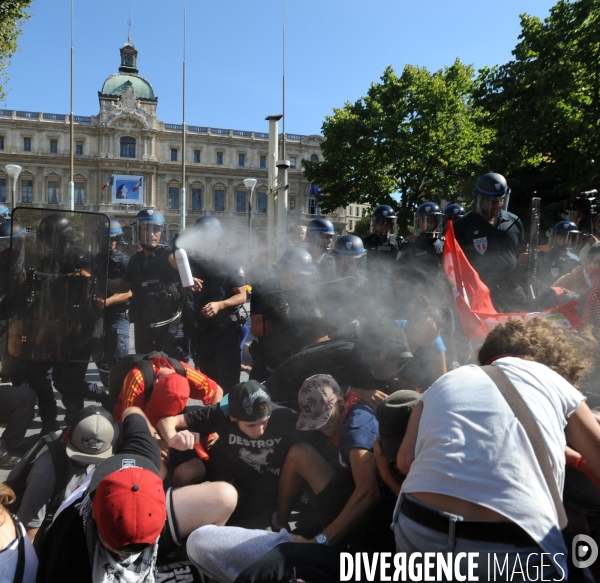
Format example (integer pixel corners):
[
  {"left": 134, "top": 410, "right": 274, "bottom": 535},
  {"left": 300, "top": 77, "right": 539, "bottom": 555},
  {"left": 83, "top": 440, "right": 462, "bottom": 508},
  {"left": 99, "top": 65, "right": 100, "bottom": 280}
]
[
  {"left": 180, "top": 0, "right": 187, "bottom": 232},
  {"left": 69, "top": 0, "right": 75, "bottom": 211}
]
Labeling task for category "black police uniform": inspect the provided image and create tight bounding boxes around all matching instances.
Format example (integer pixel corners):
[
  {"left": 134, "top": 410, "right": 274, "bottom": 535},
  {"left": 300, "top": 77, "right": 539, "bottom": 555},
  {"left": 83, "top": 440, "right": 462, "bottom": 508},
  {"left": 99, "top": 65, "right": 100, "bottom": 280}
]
[
  {"left": 454, "top": 210, "right": 525, "bottom": 311},
  {"left": 189, "top": 249, "right": 247, "bottom": 392},
  {"left": 396, "top": 235, "right": 445, "bottom": 308},
  {"left": 361, "top": 233, "right": 400, "bottom": 301},
  {"left": 95, "top": 248, "right": 130, "bottom": 386},
  {"left": 123, "top": 245, "right": 182, "bottom": 358},
  {"left": 248, "top": 276, "right": 281, "bottom": 382},
  {"left": 314, "top": 251, "right": 336, "bottom": 282},
  {"left": 537, "top": 249, "right": 580, "bottom": 288}
]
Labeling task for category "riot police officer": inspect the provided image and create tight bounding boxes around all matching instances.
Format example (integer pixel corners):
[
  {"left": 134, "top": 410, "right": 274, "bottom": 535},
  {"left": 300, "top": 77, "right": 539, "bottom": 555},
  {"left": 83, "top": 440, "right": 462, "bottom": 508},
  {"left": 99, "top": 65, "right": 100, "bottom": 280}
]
[
  {"left": 108, "top": 208, "right": 183, "bottom": 358},
  {"left": 362, "top": 204, "right": 401, "bottom": 301},
  {"left": 538, "top": 221, "right": 581, "bottom": 288},
  {"left": 395, "top": 203, "right": 445, "bottom": 307},
  {"left": 304, "top": 218, "right": 335, "bottom": 281},
  {"left": 95, "top": 219, "right": 131, "bottom": 386},
  {"left": 249, "top": 246, "right": 315, "bottom": 381},
  {"left": 442, "top": 203, "right": 466, "bottom": 234},
  {"left": 332, "top": 234, "right": 367, "bottom": 286},
  {"left": 454, "top": 173, "right": 525, "bottom": 312},
  {"left": 188, "top": 216, "right": 247, "bottom": 392}
]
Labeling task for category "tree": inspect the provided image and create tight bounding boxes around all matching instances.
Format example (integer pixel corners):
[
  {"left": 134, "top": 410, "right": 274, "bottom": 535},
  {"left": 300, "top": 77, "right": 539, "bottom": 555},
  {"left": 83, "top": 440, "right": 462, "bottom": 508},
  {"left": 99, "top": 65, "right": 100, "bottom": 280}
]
[
  {"left": 475, "top": 0, "right": 600, "bottom": 212},
  {"left": 351, "top": 213, "right": 371, "bottom": 238},
  {"left": 302, "top": 61, "right": 493, "bottom": 230},
  {"left": 0, "top": 0, "right": 32, "bottom": 103}
]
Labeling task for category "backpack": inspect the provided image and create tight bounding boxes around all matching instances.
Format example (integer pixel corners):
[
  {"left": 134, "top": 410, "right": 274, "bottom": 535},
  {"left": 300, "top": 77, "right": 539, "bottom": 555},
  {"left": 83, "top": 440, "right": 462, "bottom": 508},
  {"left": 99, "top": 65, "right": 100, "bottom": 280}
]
[
  {"left": 107, "top": 352, "right": 186, "bottom": 411},
  {"left": 3, "top": 430, "right": 70, "bottom": 551}
]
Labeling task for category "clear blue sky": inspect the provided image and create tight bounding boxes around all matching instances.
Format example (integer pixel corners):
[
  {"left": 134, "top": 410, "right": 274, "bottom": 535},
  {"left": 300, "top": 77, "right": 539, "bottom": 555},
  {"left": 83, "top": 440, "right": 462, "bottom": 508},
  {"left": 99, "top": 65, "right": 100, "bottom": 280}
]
[{"left": 3, "top": 0, "right": 555, "bottom": 136}]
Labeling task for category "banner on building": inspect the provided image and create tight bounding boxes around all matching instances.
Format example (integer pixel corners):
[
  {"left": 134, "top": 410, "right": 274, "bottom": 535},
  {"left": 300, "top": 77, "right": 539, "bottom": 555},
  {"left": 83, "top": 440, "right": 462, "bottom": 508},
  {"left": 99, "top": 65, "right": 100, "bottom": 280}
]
[
  {"left": 111, "top": 174, "right": 143, "bottom": 204},
  {"left": 443, "top": 220, "right": 582, "bottom": 341}
]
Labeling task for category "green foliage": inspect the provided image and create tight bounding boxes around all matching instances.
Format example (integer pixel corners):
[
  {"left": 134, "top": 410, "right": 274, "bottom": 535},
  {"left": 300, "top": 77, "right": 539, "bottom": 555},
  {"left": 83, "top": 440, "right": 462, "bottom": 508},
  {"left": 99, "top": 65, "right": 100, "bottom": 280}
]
[
  {"left": 303, "top": 60, "right": 493, "bottom": 230},
  {"left": 0, "top": 0, "right": 32, "bottom": 103},
  {"left": 474, "top": 0, "right": 600, "bottom": 211},
  {"left": 350, "top": 214, "right": 371, "bottom": 238}
]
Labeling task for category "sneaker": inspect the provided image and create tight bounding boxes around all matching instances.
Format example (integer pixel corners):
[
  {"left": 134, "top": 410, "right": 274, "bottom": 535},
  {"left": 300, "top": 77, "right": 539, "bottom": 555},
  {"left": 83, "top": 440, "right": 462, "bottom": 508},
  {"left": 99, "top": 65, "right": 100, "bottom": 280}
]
[{"left": 86, "top": 383, "right": 112, "bottom": 410}]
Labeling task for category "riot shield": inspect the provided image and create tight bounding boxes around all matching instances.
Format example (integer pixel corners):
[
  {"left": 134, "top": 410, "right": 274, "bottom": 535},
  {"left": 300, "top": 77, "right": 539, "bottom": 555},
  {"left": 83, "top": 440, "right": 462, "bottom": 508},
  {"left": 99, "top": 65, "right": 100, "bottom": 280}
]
[
  {"left": 527, "top": 196, "right": 541, "bottom": 300},
  {"left": 6, "top": 208, "right": 110, "bottom": 362},
  {"left": 262, "top": 277, "right": 357, "bottom": 371}
]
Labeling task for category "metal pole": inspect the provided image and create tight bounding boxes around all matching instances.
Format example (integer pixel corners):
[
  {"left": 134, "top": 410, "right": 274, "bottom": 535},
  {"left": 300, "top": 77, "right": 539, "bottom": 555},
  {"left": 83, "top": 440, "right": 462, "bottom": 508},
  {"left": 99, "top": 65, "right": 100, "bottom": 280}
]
[
  {"left": 277, "top": 159, "right": 290, "bottom": 257},
  {"left": 282, "top": 0, "right": 286, "bottom": 162},
  {"left": 265, "top": 115, "right": 282, "bottom": 265},
  {"left": 247, "top": 186, "right": 252, "bottom": 247},
  {"left": 180, "top": 0, "right": 187, "bottom": 231},
  {"left": 527, "top": 195, "right": 541, "bottom": 300},
  {"left": 69, "top": 0, "right": 74, "bottom": 211}
]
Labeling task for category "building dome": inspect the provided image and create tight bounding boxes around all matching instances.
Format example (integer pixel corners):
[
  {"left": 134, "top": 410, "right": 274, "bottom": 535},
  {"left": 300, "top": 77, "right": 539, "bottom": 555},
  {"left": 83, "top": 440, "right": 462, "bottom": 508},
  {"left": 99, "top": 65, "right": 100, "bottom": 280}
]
[{"left": 101, "top": 73, "right": 155, "bottom": 100}]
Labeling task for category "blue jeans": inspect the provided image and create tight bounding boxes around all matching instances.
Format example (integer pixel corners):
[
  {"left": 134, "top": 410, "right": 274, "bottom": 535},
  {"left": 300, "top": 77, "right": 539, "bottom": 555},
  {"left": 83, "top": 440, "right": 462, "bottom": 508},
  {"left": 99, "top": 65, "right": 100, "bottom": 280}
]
[
  {"left": 96, "top": 312, "right": 130, "bottom": 386},
  {"left": 393, "top": 495, "right": 564, "bottom": 582}
]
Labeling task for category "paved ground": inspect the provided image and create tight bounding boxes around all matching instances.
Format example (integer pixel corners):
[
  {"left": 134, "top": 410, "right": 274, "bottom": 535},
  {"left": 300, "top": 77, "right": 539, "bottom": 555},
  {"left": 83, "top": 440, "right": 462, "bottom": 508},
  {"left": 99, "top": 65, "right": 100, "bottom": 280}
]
[{"left": 0, "top": 312, "right": 253, "bottom": 482}]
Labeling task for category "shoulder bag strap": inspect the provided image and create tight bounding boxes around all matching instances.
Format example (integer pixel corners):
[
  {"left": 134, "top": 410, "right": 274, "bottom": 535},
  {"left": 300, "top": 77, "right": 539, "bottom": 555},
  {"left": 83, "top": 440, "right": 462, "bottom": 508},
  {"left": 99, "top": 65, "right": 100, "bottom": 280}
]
[
  {"left": 10, "top": 513, "right": 25, "bottom": 583},
  {"left": 481, "top": 364, "right": 568, "bottom": 529}
]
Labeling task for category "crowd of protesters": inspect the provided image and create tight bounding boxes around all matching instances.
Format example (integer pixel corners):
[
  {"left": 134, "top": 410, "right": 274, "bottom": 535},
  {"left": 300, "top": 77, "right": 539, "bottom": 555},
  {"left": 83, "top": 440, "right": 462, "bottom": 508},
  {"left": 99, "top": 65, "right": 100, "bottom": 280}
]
[{"left": 2, "top": 172, "right": 600, "bottom": 583}]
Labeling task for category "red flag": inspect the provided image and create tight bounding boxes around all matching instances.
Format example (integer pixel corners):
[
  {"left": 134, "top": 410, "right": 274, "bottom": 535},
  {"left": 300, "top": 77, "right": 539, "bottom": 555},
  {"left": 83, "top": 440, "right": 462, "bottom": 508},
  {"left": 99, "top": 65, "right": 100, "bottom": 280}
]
[{"left": 444, "top": 220, "right": 581, "bottom": 341}]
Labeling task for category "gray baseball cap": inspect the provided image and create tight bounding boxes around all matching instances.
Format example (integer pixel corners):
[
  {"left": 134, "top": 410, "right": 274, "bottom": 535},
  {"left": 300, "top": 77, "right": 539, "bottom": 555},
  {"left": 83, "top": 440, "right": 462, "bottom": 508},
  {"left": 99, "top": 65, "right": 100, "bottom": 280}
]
[{"left": 66, "top": 406, "right": 116, "bottom": 465}]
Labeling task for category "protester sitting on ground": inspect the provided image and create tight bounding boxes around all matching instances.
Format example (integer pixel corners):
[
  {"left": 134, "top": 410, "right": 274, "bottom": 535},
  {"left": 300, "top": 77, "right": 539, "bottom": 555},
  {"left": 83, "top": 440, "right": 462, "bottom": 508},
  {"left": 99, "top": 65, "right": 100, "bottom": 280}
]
[
  {"left": 112, "top": 353, "right": 223, "bottom": 424},
  {"left": 15, "top": 406, "right": 117, "bottom": 545},
  {"left": 0, "top": 381, "right": 36, "bottom": 469},
  {"left": 552, "top": 241, "right": 600, "bottom": 299},
  {"left": 273, "top": 374, "right": 395, "bottom": 552},
  {"left": 264, "top": 319, "right": 413, "bottom": 409},
  {"left": 36, "top": 406, "right": 237, "bottom": 583},
  {"left": 373, "top": 390, "right": 421, "bottom": 496},
  {"left": 158, "top": 380, "right": 301, "bottom": 524},
  {"left": 0, "top": 483, "right": 37, "bottom": 583},
  {"left": 394, "top": 317, "right": 600, "bottom": 580}
]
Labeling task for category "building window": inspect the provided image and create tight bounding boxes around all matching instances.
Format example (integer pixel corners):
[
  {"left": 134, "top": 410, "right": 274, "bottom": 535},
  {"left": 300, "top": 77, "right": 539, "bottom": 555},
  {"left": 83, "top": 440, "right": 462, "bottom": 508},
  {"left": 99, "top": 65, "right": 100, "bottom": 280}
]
[
  {"left": 21, "top": 179, "right": 33, "bottom": 203},
  {"left": 192, "top": 188, "right": 202, "bottom": 210},
  {"left": 75, "top": 183, "right": 84, "bottom": 205},
  {"left": 169, "top": 186, "right": 179, "bottom": 209},
  {"left": 194, "top": 150, "right": 201, "bottom": 163},
  {"left": 236, "top": 191, "right": 246, "bottom": 213},
  {"left": 0, "top": 136, "right": 4, "bottom": 150},
  {"left": 214, "top": 189, "right": 225, "bottom": 211},
  {"left": 216, "top": 151, "right": 223, "bottom": 165},
  {"left": 75, "top": 141, "right": 83, "bottom": 155},
  {"left": 171, "top": 148, "right": 178, "bottom": 162},
  {"left": 0, "top": 179, "right": 6, "bottom": 202},
  {"left": 48, "top": 181, "right": 59, "bottom": 204},
  {"left": 260, "top": 155, "right": 266, "bottom": 169},
  {"left": 290, "top": 157, "right": 296, "bottom": 169},
  {"left": 349, "top": 220, "right": 353, "bottom": 231},
  {"left": 308, "top": 196, "right": 319, "bottom": 215},
  {"left": 23, "top": 137, "right": 31, "bottom": 152},
  {"left": 310, "top": 154, "right": 318, "bottom": 162},
  {"left": 289, "top": 197, "right": 295, "bottom": 211},
  {"left": 50, "top": 139, "right": 58, "bottom": 154},
  {"left": 257, "top": 192, "right": 267, "bottom": 213},
  {"left": 120, "top": 136, "right": 136, "bottom": 158},
  {"left": 238, "top": 153, "right": 245, "bottom": 167},
  {"left": 356, "top": 206, "right": 360, "bottom": 217}
]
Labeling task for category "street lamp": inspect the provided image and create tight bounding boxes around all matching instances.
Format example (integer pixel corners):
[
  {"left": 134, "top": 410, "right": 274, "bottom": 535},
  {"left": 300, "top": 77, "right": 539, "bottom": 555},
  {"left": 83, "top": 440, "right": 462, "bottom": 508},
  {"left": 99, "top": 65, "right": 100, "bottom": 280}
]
[
  {"left": 243, "top": 178, "right": 257, "bottom": 247},
  {"left": 5, "top": 165, "right": 22, "bottom": 210}
]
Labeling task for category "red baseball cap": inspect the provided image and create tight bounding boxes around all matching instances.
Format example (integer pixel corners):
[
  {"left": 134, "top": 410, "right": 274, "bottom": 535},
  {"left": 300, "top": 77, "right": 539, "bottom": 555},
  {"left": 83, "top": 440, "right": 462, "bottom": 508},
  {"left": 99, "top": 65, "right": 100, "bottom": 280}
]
[
  {"left": 144, "top": 373, "right": 190, "bottom": 427},
  {"left": 91, "top": 458, "right": 166, "bottom": 552}
]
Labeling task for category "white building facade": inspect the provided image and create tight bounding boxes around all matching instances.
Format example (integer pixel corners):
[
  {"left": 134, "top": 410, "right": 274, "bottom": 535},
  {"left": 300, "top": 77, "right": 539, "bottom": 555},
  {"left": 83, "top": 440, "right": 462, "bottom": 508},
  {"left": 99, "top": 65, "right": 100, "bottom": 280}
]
[{"left": 0, "top": 39, "right": 347, "bottom": 249}]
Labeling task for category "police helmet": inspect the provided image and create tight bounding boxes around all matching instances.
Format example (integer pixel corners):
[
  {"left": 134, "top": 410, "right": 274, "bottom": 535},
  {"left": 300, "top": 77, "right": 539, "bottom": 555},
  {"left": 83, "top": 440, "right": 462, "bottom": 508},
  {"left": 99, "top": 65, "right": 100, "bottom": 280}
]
[
  {"left": 414, "top": 202, "right": 443, "bottom": 235},
  {"left": 443, "top": 203, "right": 466, "bottom": 224},
  {"left": 276, "top": 247, "right": 315, "bottom": 276},
  {"left": 370, "top": 205, "right": 397, "bottom": 236},
  {"left": 333, "top": 235, "right": 366, "bottom": 259},
  {"left": 38, "top": 213, "right": 77, "bottom": 243},
  {"left": 133, "top": 208, "right": 166, "bottom": 247},
  {"left": 306, "top": 218, "right": 335, "bottom": 251},
  {"left": 0, "top": 203, "right": 11, "bottom": 220},
  {"left": 0, "top": 219, "right": 25, "bottom": 239},
  {"left": 474, "top": 173, "right": 511, "bottom": 219},
  {"left": 194, "top": 215, "right": 224, "bottom": 237},
  {"left": 549, "top": 220, "right": 579, "bottom": 250}
]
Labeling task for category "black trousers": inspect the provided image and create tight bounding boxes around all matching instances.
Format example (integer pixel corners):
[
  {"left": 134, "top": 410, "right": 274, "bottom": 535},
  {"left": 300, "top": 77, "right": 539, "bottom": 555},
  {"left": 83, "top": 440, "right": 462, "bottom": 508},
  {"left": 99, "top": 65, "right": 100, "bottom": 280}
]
[{"left": 0, "top": 383, "right": 36, "bottom": 450}]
